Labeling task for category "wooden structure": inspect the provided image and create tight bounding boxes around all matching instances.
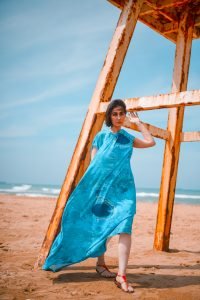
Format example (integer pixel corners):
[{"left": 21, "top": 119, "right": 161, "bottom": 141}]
[{"left": 35, "top": 0, "right": 200, "bottom": 268}]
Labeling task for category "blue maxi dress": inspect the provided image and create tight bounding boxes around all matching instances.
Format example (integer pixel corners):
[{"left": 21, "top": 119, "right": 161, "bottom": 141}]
[{"left": 42, "top": 126, "right": 136, "bottom": 272}]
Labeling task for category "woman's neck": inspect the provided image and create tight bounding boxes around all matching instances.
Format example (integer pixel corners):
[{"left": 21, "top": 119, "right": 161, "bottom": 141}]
[{"left": 110, "top": 126, "right": 121, "bottom": 133}]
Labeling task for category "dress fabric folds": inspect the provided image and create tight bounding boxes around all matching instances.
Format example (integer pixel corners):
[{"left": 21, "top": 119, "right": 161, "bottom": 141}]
[{"left": 42, "top": 127, "right": 136, "bottom": 272}]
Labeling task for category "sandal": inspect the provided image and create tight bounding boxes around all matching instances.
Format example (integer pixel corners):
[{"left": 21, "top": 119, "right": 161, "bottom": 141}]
[
  {"left": 96, "top": 263, "right": 116, "bottom": 278},
  {"left": 114, "top": 273, "right": 134, "bottom": 293}
]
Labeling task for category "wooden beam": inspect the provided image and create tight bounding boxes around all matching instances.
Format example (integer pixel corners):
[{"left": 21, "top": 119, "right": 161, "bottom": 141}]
[
  {"left": 180, "top": 131, "right": 200, "bottom": 142},
  {"left": 140, "top": 5, "right": 176, "bottom": 23},
  {"left": 154, "top": 9, "right": 194, "bottom": 251},
  {"left": 35, "top": 0, "right": 144, "bottom": 269},
  {"left": 149, "top": 0, "right": 191, "bottom": 10},
  {"left": 139, "top": 15, "right": 176, "bottom": 42},
  {"left": 193, "top": 26, "right": 200, "bottom": 39},
  {"left": 123, "top": 119, "right": 170, "bottom": 140},
  {"left": 97, "top": 90, "right": 200, "bottom": 112},
  {"left": 108, "top": 0, "right": 124, "bottom": 9},
  {"left": 140, "top": 3, "right": 154, "bottom": 15},
  {"left": 108, "top": 0, "right": 193, "bottom": 10},
  {"left": 144, "top": 1, "right": 178, "bottom": 22},
  {"left": 196, "top": 15, "right": 200, "bottom": 26},
  {"left": 163, "top": 21, "right": 178, "bottom": 34}
]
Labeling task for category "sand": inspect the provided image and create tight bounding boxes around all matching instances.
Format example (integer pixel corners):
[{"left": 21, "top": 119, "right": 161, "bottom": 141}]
[{"left": 0, "top": 194, "right": 200, "bottom": 300}]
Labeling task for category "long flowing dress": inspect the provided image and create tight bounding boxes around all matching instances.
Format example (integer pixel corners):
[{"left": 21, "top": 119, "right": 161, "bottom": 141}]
[{"left": 42, "top": 126, "right": 136, "bottom": 272}]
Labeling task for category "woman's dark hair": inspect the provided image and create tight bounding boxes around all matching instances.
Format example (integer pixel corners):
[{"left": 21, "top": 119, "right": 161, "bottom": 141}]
[{"left": 105, "top": 99, "right": 126, "bottom": 127}]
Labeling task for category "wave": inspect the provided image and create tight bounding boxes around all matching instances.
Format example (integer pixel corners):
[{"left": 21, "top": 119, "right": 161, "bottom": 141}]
[
  {"left": 137, "top": 192, "right": 200, "bottom": 200},
  {"left": 42, "top": 187, "right": 60, "bottom": 194},
  {"left": 16, "top": 193, "right": 56, "bottom": 198},
  {"left": 0, "top": 184, "right": 32, "bottom": 193},
  {"left": 12, "top": 184, "right": 32, "bottom": 191},
  {"left": 0, "top": 182, "right": 199, "bottom": 204},
  {"left": 137, "top": 192, "right": 159, "bottom": 197}
]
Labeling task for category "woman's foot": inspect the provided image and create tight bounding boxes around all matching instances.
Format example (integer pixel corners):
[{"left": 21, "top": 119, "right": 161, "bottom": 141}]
[
  {"left": 96, "top": 263, "right": 116, "bottom": 278},
  {"left": 114, "top": 273, "right": 134, "bottom": 293}
]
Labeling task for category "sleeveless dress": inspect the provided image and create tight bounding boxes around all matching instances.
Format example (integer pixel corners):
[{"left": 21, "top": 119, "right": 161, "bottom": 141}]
[{"left": 42, "top": 126, "right": 136, "bottom": 272}]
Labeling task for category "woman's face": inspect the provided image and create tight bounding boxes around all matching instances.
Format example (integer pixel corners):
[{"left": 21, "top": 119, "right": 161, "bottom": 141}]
[{"left": 111, "top": 106, "right": 126, "bottom": 128}]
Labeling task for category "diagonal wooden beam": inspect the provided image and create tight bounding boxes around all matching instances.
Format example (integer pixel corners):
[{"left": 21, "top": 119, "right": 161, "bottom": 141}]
[
  {"left": 180, "top": 131, "right": 200, "bottom": 142},
  {"left": 97, "top": 90, "right": 200, "bottom": 113}
]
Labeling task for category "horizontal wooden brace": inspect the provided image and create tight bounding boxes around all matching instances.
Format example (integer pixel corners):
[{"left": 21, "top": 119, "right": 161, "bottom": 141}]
[
  {"left": 180, "top": 131, "right": 200, "bottom": 142},
  {"left": 98, "top": 90, "right": 200, "bottom": 112},
  {"left": 123, "top": 119, "right": 170, "bottom": 140}
]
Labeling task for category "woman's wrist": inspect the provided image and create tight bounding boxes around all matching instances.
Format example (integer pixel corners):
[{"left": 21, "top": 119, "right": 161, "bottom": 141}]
[{"left": 135, "top": 120, "right": 141, "bottom": 125}]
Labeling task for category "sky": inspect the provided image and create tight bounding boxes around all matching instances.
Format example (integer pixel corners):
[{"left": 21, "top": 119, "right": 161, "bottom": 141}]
[{"left": 0, "top": 0, "right": 199, "bottom": 189}]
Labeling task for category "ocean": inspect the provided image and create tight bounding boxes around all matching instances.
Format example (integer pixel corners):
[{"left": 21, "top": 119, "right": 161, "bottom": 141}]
[{"left": 0, "top": 181, "right": 200, "bottom": 205}]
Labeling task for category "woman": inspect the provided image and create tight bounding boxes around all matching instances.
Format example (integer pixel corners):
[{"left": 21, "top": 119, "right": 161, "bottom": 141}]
[{"left": 42, "top": 99, "right": 156, "bottom": 294}]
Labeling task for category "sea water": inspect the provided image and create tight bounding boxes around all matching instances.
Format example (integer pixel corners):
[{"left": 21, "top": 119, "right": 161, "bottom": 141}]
[{"left": 0, "top": 181, "right": 200, "bottom": 205}]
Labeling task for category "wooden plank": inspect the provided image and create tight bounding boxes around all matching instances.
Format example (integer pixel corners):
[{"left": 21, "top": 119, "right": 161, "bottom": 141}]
[
  {"left": 97, "top": 90, "right": 200, "bottom": 112},
  {"left": 180, "top": 131, "right": 200, "bottom": 142},
  {"left": 123, "top": 119, "right": 170, "bottom": 140},
  {"left": 154, "top": 9, "right": 194, "bottom": 251},
  {"left": 196, "top": 15, "right": 200, "bottom": 26},
  {"left": 144, "top": 1, "right": 179, "bottom": 22},
  {"left": 35, "top": 0, "right": 144, "bottom": 269},
  {"left": 147, "top": 0, "right": 190, "bottom": 10},
  {"left": 139, "top": 15, "right": 176, "bottom": 42},
  {"left": 108, "top": 0, "right": 191, "bottom": 10},
  {"left": 140, "top": 4, "right": 177, "bottom": 23},
  {"left": 193, "top": 26, "right": 200, "bottom": 39}
]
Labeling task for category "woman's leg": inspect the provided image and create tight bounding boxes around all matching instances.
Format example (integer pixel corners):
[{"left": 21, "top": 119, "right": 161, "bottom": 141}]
[
  {"left": 97, "top": 253, "right": 105, "bottom": 264},
  {"left": 116, "top": 233, "right": 134, "bottom": 292},
  {"left": 118, "top": 233, "right": 132, "bottom": 275},
  {"left": 96, "top": 237, "right": 116, "bottom": 277},
  {"left": 96, "top": 236, "right": 111, "bottom": 264}
]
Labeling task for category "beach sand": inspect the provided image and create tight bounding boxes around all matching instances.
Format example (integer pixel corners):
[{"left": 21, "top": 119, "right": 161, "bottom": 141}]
[{"left": 0, "top": 194, "right": 200, "bottom": 300}]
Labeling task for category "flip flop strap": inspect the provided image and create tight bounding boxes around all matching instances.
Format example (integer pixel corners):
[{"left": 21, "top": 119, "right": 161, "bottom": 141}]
[
  {"left": 97, "top": 264, "right": 110, "bottom": 274},
  {"left": 116, "top": 273, "right": 127, "bottom": 282}
]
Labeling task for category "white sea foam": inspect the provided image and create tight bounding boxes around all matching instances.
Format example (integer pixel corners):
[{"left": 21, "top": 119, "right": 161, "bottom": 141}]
[
  {"left": 0, "top": 182, "right": 199, "bottom": 203},
  {"left": 42, "top": 187, "right": 60, "bottom": 194},
  {"left": 137, "top": 192, "right": 200, "bottom": 200},
  {"left": 137, "top": 192, "right": 159, "bottom": 197},
  {"left": 16, "top": 193, "right": 56, "bottom": 198},
  {"left": 0, "top": 184, "right": 32, "bottom": 193},
  {"left": 175, "top": 194, "right": 200, "bottom": 199},
  {"left": 12, "top": 184, "right": 32, "bottom": 192}
]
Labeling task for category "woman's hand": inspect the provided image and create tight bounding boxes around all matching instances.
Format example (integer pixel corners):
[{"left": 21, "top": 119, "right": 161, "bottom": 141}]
[
  {"left": 125, "top": 111, "right": 141, "bottom": 125},
  {"left": 123, "top": 111, "right": 156, "bottom": 148}
]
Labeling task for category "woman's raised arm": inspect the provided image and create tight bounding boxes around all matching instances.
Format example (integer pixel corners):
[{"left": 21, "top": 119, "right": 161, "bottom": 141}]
[{"left": 126, "top": 112, "right": 156, "bottom": 148}]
